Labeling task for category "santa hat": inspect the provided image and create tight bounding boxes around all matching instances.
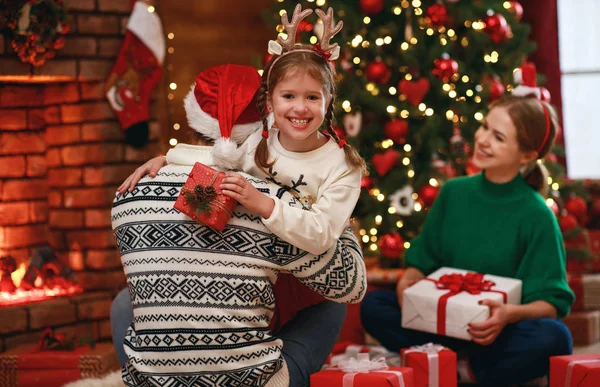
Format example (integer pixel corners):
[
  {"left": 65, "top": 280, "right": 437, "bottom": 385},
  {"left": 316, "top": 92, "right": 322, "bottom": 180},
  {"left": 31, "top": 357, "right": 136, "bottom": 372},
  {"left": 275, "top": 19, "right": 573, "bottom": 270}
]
[
  {"left": 184, "top": 64, "right": 262, "bottom": 169},
  {"left": 512, "top": 61, "right": 541, "bottom": 99}
]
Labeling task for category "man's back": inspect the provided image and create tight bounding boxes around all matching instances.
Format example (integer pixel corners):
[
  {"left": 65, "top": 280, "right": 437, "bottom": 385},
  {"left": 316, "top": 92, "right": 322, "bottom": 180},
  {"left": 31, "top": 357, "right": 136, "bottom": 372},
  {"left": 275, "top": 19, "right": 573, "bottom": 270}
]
[{"left": 111, "top": 150, "right": 366, "bottom": 387}]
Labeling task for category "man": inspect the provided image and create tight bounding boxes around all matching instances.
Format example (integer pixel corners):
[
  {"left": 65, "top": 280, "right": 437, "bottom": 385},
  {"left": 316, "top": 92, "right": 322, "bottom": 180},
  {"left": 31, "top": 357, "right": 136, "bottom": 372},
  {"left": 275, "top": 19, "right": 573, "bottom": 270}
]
[{"left": 111, "top": 64, "right": 366, "bottom": 387}]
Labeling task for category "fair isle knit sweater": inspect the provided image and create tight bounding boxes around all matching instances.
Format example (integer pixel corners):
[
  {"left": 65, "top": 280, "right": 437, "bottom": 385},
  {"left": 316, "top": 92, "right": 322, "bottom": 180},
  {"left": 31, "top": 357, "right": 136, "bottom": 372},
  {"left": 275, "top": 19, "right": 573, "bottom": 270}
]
[{"left": 111, "top": 144, "right": 367, "bottom": 387}]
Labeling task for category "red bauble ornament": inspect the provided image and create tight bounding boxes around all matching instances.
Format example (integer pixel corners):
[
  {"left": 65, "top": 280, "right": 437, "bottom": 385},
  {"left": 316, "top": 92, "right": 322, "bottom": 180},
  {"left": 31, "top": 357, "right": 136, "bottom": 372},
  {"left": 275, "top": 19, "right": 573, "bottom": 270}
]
[
  {"left": 566, "top": 196, "right": 588, "bottom": 220},
  {"left": 264, "top": 53, "right": 274, "bottom": 66},
  {"left": 591, "top": 198, "right": 600, "bottom": 215},
  {"left": 298, "top": 20, "right": 313, "bottom": 33},
  {"left": 361, "top": 176, "right": 374, "bottom": 190},
  {"left": 418, "top": 184, "right": 440, "bottom": 208},
  {"left": 384, "top": 119, "right": 409, "bottom": 144},
  {"left": 378, "top": 232, "right": 405, "bottom": 258},
  {"left": 540, "top": 86, "right": 551, "bottom": 102},
  {"left": 484, "top": 13, "right": 511, "bottom": 44},
  {"left": 359, "top": 0, "right": 384, "bottom": 15},
  {"left": 507, "top": 1, "right": 524, "bottom": 21},
  {"left": 432, "top": 57, "right": 459, "bottom": 81},
  {"left": 426, "top": 4, "right": 449, "bottom": 27},
  {"left": 365, "top": 59, "right": 391, "bottom": 85},
  {"left": 372, "top": 150, "right": 399, "bottom": 176},
  {"left": 559, "top": 213, "right": 579, "bottom": 233},
  {"left": 398, "top": 78, "right": 430, "bottom": 106},
  {"left": 488, "top": 78, "right": 505, "bottom": 102}
]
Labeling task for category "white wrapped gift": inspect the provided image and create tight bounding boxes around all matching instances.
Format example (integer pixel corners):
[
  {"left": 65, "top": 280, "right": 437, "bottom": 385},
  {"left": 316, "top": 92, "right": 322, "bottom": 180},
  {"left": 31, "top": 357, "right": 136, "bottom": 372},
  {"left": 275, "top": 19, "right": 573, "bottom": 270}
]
[{"left": 402, "top": 267, "right": 522, "bottom": 340}]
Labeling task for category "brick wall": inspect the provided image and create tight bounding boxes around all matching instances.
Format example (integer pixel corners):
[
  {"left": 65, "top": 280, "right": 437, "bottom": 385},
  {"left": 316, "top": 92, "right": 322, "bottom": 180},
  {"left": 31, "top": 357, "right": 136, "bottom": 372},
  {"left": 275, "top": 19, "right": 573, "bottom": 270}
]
[{"left": 0, "top": 0, "right": 163, "bottom": 351}]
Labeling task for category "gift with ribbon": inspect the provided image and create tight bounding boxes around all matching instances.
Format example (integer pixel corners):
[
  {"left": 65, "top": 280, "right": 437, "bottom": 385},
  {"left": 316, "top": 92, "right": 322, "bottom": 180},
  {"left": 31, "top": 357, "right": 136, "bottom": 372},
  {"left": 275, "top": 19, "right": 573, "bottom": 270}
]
[
  {"left": 173, "top": 162, "right": 237, "bottom": 231},
  {"left": 568, "top": 273, "right": 600, "bottom": 312},
  {"left": 400, "top": 343, "right": 456, "bottom": 387},
  {"left": 312, "top": 353, "right": 414, "bottom": 387},
  {"left": 549, "top": 354, "right": 600, "bottom": 387},
  {"left": 326, "top": 342, "right": 400, "bottom": 367},
  {"left": 402, "top": 267, "right": 522, "bottom": 340}
]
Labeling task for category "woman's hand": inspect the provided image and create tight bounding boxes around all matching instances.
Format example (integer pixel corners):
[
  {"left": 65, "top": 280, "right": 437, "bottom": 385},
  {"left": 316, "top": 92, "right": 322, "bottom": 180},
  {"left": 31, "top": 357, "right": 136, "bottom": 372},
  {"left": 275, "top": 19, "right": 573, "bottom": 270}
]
[
  {"left": 118, "top": 156, "right": 167, "bottom": 194},
  {"left": 396, "top": 278, "right": 419, "bottom": 308},
  {"left": 220, "top": 172, "right": 275, "bottom": 219},
  {"left": 468, "top": 299, "right": 512, "bottom": 346}
]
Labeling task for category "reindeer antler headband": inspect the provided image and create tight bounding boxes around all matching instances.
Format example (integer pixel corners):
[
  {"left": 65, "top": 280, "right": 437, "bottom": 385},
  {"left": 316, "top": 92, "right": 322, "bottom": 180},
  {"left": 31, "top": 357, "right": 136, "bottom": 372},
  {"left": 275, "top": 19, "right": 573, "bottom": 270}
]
[
  {"left": 512, "top": 61, "right": 552, "bottom": 155},
  {"left": 266, "top": 4, "right": 343, "bottom": 84}
]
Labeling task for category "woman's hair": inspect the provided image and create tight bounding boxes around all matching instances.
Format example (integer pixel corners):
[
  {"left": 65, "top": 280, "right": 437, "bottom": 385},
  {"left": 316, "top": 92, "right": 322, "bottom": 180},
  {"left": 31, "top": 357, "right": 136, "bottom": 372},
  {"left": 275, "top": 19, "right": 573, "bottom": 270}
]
[
  {"left": 255, "top": 47, "right": 367, "bottom": 175},
  {"left": 491, "top": 95, "right": 560, "bottom": 195}
]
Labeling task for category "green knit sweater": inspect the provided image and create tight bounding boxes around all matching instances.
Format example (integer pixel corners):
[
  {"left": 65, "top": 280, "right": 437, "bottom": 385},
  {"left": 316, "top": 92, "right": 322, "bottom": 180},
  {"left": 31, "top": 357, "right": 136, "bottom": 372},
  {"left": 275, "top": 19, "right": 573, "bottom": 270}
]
[{"left": 406, "top": 172, "right": 574, "bottom": 318}]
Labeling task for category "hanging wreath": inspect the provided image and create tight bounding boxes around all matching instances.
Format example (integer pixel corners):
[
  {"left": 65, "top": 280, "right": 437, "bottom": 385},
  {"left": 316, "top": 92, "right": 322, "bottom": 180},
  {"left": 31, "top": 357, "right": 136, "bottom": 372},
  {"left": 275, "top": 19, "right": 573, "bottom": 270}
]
[{"left": 2, "top": 0, "right": 69, "bottom": 66}]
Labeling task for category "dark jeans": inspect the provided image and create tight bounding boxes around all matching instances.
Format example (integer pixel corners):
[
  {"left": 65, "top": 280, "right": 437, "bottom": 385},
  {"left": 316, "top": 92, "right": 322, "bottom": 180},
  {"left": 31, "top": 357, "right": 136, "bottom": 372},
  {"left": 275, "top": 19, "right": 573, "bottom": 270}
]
[
  {"left": 361, "top": 290, "right": 573, "bottom": 387},
  {"left": 110, "top": 287, "right": 346, "bottom": 387}
]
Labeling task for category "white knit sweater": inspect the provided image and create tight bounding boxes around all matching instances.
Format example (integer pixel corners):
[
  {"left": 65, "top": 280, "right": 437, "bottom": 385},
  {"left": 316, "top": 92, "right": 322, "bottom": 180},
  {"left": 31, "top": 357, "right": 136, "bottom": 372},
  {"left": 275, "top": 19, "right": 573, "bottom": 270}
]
[{"left": 111, "top": 144, "right": 366, "bottom": 387}]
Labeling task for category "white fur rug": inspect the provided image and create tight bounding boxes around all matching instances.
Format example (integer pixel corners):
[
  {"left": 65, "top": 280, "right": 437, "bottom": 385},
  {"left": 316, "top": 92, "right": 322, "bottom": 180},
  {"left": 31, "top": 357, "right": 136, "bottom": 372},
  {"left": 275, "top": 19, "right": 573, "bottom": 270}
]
[{"left": 63, "top": 370, "right": 124, "bottom": 387}]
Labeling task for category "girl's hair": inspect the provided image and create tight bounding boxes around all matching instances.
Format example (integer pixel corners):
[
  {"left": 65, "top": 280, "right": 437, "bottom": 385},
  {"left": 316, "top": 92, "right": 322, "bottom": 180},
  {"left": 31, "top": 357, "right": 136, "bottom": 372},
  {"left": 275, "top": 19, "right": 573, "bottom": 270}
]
[
  {"left": 491, "top": 95, "right": 560, "bottom": 195},
  {"left": 255, "top": 47, "right": 367, "bottom": 175}
]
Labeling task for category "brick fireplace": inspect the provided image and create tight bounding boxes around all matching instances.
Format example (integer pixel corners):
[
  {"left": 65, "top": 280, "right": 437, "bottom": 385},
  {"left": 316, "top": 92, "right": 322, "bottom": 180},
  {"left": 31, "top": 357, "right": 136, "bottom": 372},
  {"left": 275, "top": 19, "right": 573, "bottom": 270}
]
[{"left": 0, "top": 1, "right": 163, "bottom": 352}]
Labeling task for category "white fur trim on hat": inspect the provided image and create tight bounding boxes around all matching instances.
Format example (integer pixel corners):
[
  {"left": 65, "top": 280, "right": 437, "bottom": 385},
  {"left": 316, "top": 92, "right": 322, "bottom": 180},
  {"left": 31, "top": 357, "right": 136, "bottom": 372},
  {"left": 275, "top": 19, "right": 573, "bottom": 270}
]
[
  {"left": 512, "top": 85, "right": 541, "bottom": 99},
  {"left": 212, "top": 138, "right": 243, "bottom": 170},
  {"left": 184, "top": 86, "right": 262, "bottom": 144},
  {"left": 127, "top": 1, "right": 165, "bottom": 64}
]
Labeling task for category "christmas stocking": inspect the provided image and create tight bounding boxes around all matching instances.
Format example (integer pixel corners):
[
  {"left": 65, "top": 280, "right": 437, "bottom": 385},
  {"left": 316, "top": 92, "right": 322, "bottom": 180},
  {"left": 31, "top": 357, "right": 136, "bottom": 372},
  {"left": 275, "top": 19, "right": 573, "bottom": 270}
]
[{"left": 105, "top": 0, "right": 165, "bottom": 148}]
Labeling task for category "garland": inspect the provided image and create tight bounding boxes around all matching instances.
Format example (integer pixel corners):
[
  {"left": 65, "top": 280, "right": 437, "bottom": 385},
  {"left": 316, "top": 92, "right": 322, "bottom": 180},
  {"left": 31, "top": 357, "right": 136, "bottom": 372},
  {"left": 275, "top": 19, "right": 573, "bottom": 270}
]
[{"left": 1, "top": 0, "right": 69, "bottom": 66}]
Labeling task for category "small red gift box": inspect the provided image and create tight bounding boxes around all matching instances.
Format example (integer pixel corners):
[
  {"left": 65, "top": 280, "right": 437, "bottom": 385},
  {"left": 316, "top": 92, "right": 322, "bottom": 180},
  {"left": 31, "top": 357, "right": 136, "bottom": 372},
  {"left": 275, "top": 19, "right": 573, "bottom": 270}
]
[
  {"left": 173, "top": 162, "right": 237, "bottom": 231},
  {"left": 400, "top": 344, "right": 457, "bottom": 387},
  {"left": 311, "top": 366, "right": 413, "bottom": 387},
  {"left": 0, "top": 343, "right": 119, "bottom": 387},
  {"left": 550, "top": 354, "right": 600, "bottom": 387}
]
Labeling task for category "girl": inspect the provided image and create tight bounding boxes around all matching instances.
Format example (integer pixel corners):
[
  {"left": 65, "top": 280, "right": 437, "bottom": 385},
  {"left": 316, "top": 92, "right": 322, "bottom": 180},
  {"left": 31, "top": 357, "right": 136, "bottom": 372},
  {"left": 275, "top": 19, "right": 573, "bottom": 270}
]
[
  {"left": 361, "top": 94, "right": 574, "bottom": 386},
  {"left": 118, "top": 5, "right": 366, "bottom": 333}
]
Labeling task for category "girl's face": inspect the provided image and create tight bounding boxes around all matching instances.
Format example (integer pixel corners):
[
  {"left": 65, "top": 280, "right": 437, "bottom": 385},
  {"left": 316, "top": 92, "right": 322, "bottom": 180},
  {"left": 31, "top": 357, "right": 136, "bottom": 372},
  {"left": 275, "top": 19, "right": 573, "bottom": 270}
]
[
  {"left": 473, "top": 106, "right": 535, "bottom": 176},
  {"left": 269, "top": 70, "right": 330, "bottom": 152}
]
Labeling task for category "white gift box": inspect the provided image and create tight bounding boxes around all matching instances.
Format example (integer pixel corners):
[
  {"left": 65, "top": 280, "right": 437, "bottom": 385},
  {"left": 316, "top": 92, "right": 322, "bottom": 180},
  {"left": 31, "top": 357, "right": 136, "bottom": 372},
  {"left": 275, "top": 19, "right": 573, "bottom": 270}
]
[{"left": 402, "top": 267, "right": 522, "bottom": 340}]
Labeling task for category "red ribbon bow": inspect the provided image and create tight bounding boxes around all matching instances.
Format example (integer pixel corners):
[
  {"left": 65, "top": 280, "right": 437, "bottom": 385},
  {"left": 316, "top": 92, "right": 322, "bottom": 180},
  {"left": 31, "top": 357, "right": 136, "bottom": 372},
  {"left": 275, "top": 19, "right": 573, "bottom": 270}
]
[
  {"left": 312, "top": 44, "right": 332, "bottom": 61},
  {"left": 426, "top": 272, "right": 507, "bottom": 336}
]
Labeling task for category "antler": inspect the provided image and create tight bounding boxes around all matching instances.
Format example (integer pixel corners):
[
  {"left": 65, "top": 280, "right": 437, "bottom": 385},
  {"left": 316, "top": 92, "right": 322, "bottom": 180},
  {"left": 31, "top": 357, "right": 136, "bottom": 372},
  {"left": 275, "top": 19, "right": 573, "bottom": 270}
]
[
  {"left": 315, "top": 7, "right": 343, "bottom": 52},
  {"left": 277, "top": 4, "right": 313, "bottom": 51}
]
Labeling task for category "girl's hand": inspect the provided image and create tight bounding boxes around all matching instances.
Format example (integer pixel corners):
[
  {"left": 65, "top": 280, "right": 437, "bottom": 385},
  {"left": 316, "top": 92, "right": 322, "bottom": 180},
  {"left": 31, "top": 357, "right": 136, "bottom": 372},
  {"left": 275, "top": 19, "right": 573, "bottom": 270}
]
[
  {"left": 468, "top": 299, "right": 512, "bottom": 346},
  {"left": 220, "top": 172, "right": 274, "bottom": 219},
  {"left": 118, "top": 156, "right": 167, "bottom": 194}
]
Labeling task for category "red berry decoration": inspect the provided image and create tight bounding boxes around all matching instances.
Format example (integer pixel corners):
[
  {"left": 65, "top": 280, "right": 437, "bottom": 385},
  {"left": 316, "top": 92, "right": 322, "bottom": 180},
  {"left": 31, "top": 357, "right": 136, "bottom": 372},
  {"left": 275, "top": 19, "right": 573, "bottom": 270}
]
[
  {"left": 365, "top": 59, "right": 391, "bottom": 85},
  {"left": 426, "top": 4, "right": 449, "bottom": 27},
  {"left": 418, "top": 184, "right": 440, "bottom": 208},
  {"left": 359, "top": 0, "right": 384, "bottom": 15},
  {"left": 566, "top": 196, "right": 588, "bottom": 221},
  {"left": 559, "top": 213, "right": 579, "bottom": 233},
  {"left": 378, "top": 232, "right": 405, "bottom": 258},
  {"left": 384, "top": 119, "right": 409, "bottom": 144},
  {"left": 432, "top": 57, "right": 459, "bottom": 81}
]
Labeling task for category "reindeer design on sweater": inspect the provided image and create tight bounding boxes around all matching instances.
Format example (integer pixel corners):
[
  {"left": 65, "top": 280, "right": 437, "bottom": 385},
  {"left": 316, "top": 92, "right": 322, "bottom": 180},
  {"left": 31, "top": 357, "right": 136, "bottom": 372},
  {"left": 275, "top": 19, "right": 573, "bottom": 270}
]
[{"left": 265, "top": 167, "right": 317, "bottom": 210}]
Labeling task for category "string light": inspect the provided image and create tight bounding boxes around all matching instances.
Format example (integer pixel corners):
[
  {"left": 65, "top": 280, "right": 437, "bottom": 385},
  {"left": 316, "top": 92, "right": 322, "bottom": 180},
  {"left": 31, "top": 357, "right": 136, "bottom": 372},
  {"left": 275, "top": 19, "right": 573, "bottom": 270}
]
[
  {"left": 403, "top": 144, "right": 412, "bottom": 152},
  {"left": 396, "top": 221, "right": 404, "bottom": 228}
]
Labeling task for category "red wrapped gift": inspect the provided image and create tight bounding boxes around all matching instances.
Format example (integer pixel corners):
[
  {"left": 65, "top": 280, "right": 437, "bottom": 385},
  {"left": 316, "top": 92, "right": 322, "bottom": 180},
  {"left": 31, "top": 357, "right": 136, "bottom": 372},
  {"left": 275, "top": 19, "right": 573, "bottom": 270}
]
[
  {"left": 173, "top": 162, "right": 237, "bottom": 231},
  {"left": 562, "top": 311, "right": 600, "bottom": 346},
  {"left": 400, "top": 343, "right": 457, "bottom": 387},
  {"left": 0, "top": 343, "right": 119, "bottom": 387},
  {"left": 550, "top": 354, "right": 600, "bottom": 387},
  {"left": 367, "top": 268, "right": 406, "bottom": 285},
  {"left": 311, "top": 364, "right": 413, "bottom": 387}
]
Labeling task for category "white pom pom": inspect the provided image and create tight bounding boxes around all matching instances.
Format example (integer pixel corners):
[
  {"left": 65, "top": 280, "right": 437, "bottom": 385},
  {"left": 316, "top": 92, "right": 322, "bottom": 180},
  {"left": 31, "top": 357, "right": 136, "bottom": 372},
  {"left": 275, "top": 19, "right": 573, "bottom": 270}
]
[{"left": 211, "top": 138, "right": 242, "bottom": 170}]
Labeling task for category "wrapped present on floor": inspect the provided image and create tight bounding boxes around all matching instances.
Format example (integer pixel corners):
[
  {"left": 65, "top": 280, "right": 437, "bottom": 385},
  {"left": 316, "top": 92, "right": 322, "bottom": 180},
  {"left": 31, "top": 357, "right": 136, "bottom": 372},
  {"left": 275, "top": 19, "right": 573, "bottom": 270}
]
[
  {"left": 402, "top": 267, "right": 522, "bottom": 340},
  {"left": 173, "top": 162, "right": 237, "bottom": 231},
  {"left": 400, "top": 343, "right": 457, "bottom": 387},
  {"left": 562, "top": 311, "right": 600, "bottom": 346},
  {"left": 312, "top": 354, "right": 414, "bottom": 387},
  {"left": 326, "top": 342, "right": 400, "bottom": 368},
  {"left": 565, "top": 229, "right": 600, "bottom": 274},
  {"left": 367, "top": 268, "right": 406, "bottom": 286},
  {"left": 0, "top": 342, "right": 119, "bottom": 387},
  {"left": 550, "top": 354, "right": 600, "bottom": 387},
  {"left": 568, "top": 273, "right": 600, "bottom": 311}
]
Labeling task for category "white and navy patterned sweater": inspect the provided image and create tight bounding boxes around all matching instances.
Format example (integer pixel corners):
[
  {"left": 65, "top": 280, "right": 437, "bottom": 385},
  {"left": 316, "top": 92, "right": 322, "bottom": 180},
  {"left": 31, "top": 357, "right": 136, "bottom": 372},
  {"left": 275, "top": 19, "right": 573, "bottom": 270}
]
[{"left": 111, "top": 145, "right": 366, "bottom": 387}]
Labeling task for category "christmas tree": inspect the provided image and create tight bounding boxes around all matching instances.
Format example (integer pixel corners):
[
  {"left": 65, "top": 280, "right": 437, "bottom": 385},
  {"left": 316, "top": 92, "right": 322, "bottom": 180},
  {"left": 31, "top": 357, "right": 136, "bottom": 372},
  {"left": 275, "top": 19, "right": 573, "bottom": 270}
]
[{"left": 262, "top": 0, "right": 579, "bottom": 265}]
